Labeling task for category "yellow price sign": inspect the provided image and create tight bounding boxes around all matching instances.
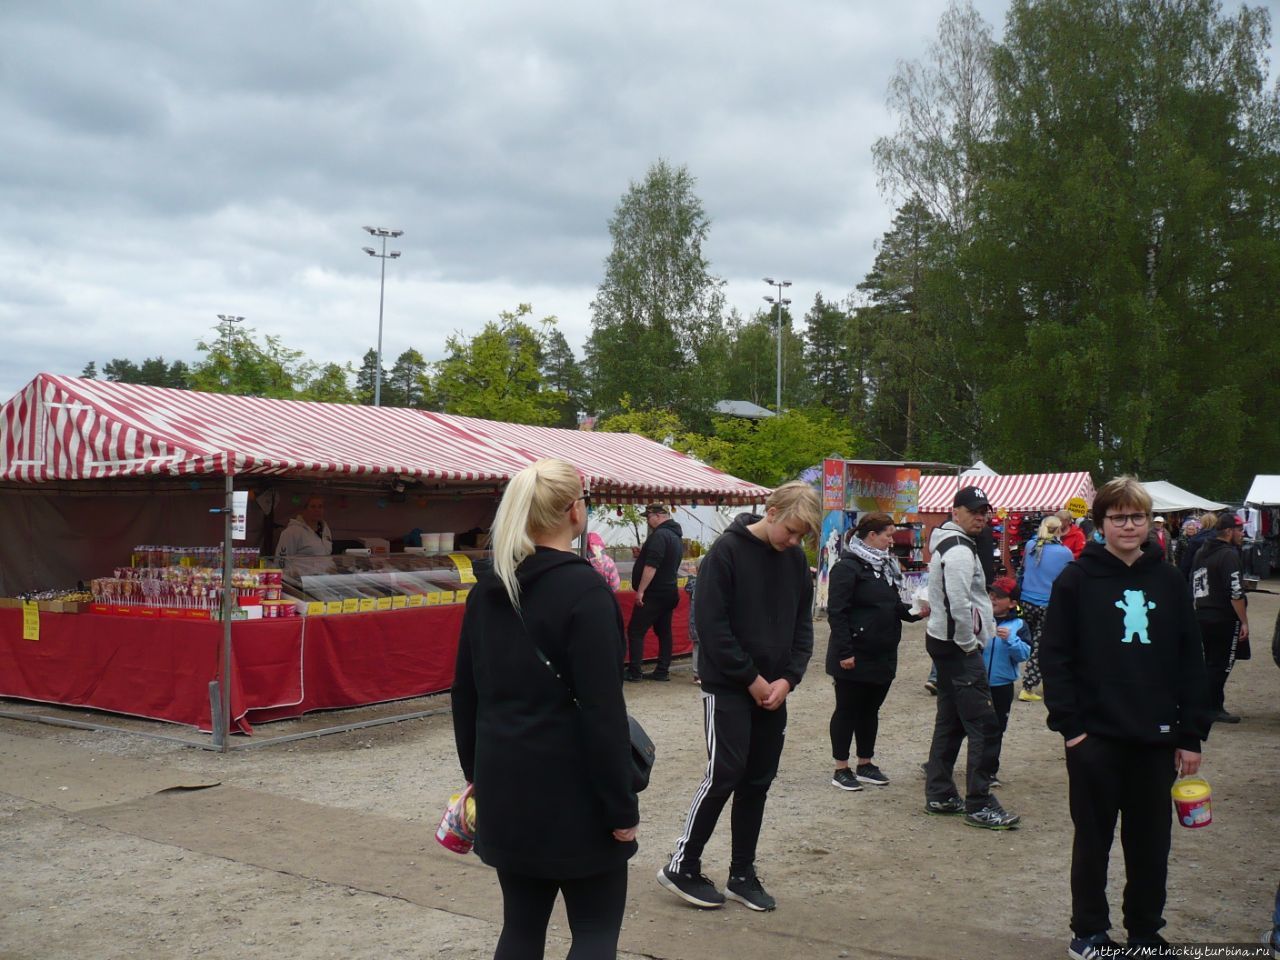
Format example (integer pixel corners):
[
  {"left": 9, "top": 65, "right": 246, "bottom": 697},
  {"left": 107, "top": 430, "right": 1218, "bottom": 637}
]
[
  {"left": 22, "top": 601, "right": 39, "bottom": 641},
  {"left": 448, "top": 553, "right": 477, "bottom": 584},
  {"left": 341, "top": 598, "right": 359, "bottom": 614},
  {"left": 677, "top": 577, "right": 688, "bottom": 589},
  {"left": 439, "top": 590, "right": 456, "bottom": 604},
  {"left": 376, "top": 596, "right": 393, "bottom": 611},
  {"left": 425, "top": 593, "right": 442, "bottom": 606},
  {"left": 407, "top": 594, "right": 424, "bottom": 607},
  {"left": 326, "top": 601, "right": 344, "bottom": 615},
  {"left": 391, "top": 595, "right": 407, "bottom": 609},
  {"left": 455, "top": 588, "right": 470, "bottom": 603},
  {"left": 358, "top": 598, "right": 376, "bottom": 613},
  {"left": 306, "top": 602, "right": 325, "bottom": 617}
]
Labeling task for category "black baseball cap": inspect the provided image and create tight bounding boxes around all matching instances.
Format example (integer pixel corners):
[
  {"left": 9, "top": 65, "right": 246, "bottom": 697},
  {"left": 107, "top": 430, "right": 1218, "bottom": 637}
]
[
  {"left": 954, "top": 485, "right": 992, "bottom": 512},
  {"left": 1217, "top": 512, "right": 1243, "bottom": 531},
  {"left": 642, "top": 503, "right": 671, "bottom": 517}
]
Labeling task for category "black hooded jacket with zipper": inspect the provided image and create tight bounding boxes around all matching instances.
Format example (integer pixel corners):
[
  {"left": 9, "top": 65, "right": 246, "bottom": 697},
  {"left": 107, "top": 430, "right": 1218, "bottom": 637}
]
[
  {"left": 451, "top": 546, "right": 638, "bottom": 879},
  {"left": 825, "top": 548, "right": 923, "bottom": 684},
  {"left": 1040, "top": 541, "right": 1211, "bottom": 752}
]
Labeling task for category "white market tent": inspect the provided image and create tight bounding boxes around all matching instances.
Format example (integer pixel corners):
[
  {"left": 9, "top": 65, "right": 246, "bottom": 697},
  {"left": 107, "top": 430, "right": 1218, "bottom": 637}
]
[
  {"left": 1141, "top": 480, "right": 1228, "bottom": 513},
  {"left": 1245, "top": 475, "right": 1280, "bottom": 506}
]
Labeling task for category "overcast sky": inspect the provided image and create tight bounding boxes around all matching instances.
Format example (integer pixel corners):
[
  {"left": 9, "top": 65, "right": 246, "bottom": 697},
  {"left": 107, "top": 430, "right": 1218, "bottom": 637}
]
[{"left": 2, "top": 0, "right": 1277, "bottom": 401}]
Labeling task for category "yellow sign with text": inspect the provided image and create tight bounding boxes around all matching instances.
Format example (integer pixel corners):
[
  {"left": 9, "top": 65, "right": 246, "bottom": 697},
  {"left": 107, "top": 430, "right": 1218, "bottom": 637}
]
[
  {"left": 407, "top": 594, "right": 424, "bottom": 607},
  {"left": 391, "top": 595, "right": 407, "bottom": 609},
  {"left": 326, "top": 601, "right": 344, "bottom": 615},
  {"left": 426, "top": 593, "right": 441, "bottom": 606},
  {"left": 342, "top": 598, "right": 359, "bottom": 614},
  {"left": 1066, "top": 496, "right": 1089, "bottom": 519},
  {"left": 358, "top": 598, "right": 376, "bottom": 613},
  {"left": 22, "top": 601, "right": 39, "bottom": 641},
  {"left": 448, "top": 553, "right": 477, "bottom": 584},
  {"left": 376, "top": 596, "right": 393, "bottom": 611},
  {"left": 306, "top": 602, "right": 325, "bottom": 617}
]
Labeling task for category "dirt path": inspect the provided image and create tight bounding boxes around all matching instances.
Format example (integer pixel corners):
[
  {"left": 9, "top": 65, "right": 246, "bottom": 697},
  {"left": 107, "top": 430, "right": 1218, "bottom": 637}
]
[{"left": 2, "top": 587, "right": 1277, "bottom": 959}]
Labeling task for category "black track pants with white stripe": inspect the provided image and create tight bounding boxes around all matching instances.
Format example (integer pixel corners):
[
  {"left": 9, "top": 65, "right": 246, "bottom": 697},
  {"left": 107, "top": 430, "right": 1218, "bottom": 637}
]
[{"left": 667, "top": 689, "right": 787, "bottom": 877}]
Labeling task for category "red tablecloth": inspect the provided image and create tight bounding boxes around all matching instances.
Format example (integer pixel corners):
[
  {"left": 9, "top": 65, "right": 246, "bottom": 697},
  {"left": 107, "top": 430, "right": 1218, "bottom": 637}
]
[{"left": 0, "top": 591, "right": 690, "bottom": 733}]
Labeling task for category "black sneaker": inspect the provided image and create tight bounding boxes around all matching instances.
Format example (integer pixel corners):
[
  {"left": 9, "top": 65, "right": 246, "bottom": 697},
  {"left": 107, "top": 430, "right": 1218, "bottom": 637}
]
[
  {"left": 964, "top": 798, "right": 1021, "bottom": 830},
  {"left": 1215, "top": 710, "right": 1241, "bottom": 724},
  {"left": 1068, "top": 932, "right": 1121, "bottom": 960},
  {"left": 856, "top": 763, "right": 890, "bottom": 785},
  {"left": 624, "top": 671, "right": 643, "bottom": 683},
  {"left": 726, "top": 872, "right": 776, "bottom": 912},
  {"left": 925, "top": 795, "right": 964, "bottom": 815},
  {"left": 831, "top": 768, "right": 863, "bottom": 791},
  {"left": 1128, "top": 933, "right": 1174, "bottom": 957},
  {"left": 643, "top": 671, "right": 671, "bottom": 682},
  {"left": 656, "top": 866, "right": 725, "bottom": 909}
]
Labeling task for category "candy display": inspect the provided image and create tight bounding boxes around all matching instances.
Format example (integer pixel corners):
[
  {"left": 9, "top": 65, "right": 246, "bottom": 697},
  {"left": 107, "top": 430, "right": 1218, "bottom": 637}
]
[
  {"left": 130, "top": 545, "right": 259, "bottom": 568},
  {"left": 91, "top": 566, "right": 285, "bottom": 610}
]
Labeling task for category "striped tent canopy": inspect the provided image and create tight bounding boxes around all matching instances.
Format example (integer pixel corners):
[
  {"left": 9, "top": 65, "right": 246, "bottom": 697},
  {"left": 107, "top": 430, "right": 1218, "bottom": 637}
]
[
  {"left": 0, "top": 374, "right": 770, "bottom": 505},
  {"left": 918, "top": 472, "right": 1095, "bottom": 513}
]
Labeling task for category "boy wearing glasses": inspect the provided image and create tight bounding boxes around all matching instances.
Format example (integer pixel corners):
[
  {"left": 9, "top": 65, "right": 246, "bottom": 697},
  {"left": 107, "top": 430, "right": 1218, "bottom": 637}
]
[{"left": 1041, "top": 476, "right": 1211, "bottom": 958}]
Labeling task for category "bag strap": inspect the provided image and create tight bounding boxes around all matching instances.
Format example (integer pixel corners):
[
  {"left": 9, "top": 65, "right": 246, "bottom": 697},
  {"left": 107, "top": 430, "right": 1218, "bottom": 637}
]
[
  {"left": 521, "top": 618, "right": 580, "bottom": 707},
  {"left": 934, "top": 534, "right": 977, "bottom": 640}
]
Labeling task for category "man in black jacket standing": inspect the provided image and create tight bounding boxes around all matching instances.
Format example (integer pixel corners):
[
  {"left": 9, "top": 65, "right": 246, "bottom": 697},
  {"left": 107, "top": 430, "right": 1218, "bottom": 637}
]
[
  {"left": 625, "top": 504, "right": 684, "bottom": 681},
  {"left": 1192, "top": 512, "right": 1249, "bottom": 724},
  {"left": 1041, "top": 476, "right": 1211, "bottom": 958},
  {"left": 657, "top": 482, "right": 820, "bottom": 913}
]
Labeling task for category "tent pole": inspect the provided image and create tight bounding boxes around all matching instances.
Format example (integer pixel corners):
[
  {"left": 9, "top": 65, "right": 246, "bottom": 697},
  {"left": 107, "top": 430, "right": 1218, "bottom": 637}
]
[{"left": 219, "top": 472, "right": 233, "bottom": 752}]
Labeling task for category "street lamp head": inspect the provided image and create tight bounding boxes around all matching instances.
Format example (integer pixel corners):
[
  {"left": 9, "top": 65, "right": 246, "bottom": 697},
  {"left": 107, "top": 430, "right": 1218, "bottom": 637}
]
[
  {"left": 763, "top": 277, "right": 776, "bottom": 285},
  {"left": 362, "top": 247, "right": 377, "bottom": 256},
  {"left": 781, "top": 280, "right": 793, "bottom": 288},
  {"left": 763, "top": 296, "right": 776, "bottom": 304},
  {"left": 781, "top": 298, "right": 792, "bottom": 306},
  {"left": 389, "top": 230, "right": 404, "bottom": 238},
  {"left": 389, "top": 251, "right": 401, "bottom": 258},
  {"left": 362, "top": 225, "right": 403, "bottom": 238},
  {"left": 216, "top": 314, "right": 244, "bottom": 324},
  {"left": 362, "top": 225, "right": 376, "bottom": 234}
]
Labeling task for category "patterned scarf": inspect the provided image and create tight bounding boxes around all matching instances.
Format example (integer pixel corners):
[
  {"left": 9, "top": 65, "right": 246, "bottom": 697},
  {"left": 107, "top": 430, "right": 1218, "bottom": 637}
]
[{"left": 847, "top": 535, "right": 904, "bottom": 590}]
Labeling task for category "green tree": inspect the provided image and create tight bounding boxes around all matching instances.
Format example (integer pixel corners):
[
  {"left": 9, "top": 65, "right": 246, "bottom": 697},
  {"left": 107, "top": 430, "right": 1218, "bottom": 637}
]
[
  {"left": 966, "top": 0, "right": 1280, "bottom": 495},
  {"left": 80, "top": 361, "right": 97, "bottom": 379},
  {"left": 101, "top": 357, "right": 192, "bottom": 389},
  {"left": 585, "top": 159, "right": 726, "bottom": 426},
  {"left": 596, "top": 398, "right": 688, "bottom": 444},
  {"left": 299, "top": 362, "right": 355, "bottom": 403},
  {"left": 540, "top": 329, "right": 587, "bottom": 427},
  {"left": 687, "top": 408, "right": 858, "bottom": 488},
  {"left": 387, "top": 349, "right": 433, "bottom": 409},
  {"left": 190, "top": 325, "right": 310, "bottom": 398},
  {"left": 354, "top": 349, "right": 387, "bottom": 406},
  {"left": 434, "top": 304, "right": 565, "bottom": 425}
]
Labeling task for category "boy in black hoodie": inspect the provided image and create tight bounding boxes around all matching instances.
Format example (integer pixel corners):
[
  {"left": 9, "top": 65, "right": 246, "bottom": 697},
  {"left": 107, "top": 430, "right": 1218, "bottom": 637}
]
[
  {"left": 1040, "top": 476, "right": 1211, "bottom": 959},
  {"left": 657, "top": 481, "right": 820, "bottom": 914}
]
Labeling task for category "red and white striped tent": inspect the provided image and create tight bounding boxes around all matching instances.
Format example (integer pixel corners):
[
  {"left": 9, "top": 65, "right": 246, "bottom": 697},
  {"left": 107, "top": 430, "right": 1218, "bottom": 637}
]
[
  {"left": 918, "top": 472, "right": 1096, "bottom": 513},
  {"left": 0, "top": 373, "right": 769, "bottom": 504}
]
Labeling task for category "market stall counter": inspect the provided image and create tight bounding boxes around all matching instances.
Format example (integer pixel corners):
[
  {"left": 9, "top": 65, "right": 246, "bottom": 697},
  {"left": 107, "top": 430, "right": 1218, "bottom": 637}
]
[{"left": 0, "top": 592, "right": 690, "bottom": 734}]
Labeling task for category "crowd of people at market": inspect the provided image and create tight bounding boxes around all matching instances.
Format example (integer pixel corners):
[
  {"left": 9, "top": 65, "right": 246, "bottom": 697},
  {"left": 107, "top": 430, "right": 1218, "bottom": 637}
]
[{"left": 448, "top": 460, "right": 1278, "bottom": 960}]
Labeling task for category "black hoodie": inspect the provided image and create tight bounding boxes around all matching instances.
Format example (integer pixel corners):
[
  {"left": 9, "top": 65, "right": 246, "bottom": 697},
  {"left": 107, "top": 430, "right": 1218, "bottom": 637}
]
[
  {"left": 1040, "top": 541, "right": 1211, "bottom": 752},
  {"left": 824, "top": 548, "right": 922, "bottom": 684},
  {"left": 452, "top": 546, "right": 638, "bottom": 878},
  {"left": 631, "top": 517, "right": 684, "bottom": 592},
  {"left": 695, "top": 513, "right": 814, "bottom": 695}
]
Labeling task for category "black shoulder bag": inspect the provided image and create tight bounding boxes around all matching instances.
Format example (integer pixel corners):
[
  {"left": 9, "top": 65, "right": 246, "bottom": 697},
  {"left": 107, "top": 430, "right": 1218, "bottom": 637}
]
[{"left": 525, "top": 630, "right": 655, "bottom": 793}]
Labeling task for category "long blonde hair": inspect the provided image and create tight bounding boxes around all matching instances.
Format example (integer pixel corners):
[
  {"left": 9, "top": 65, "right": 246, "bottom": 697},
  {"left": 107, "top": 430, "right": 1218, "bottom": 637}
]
[
  {"left": 491, "top": 458, "right": 583, "bottom": 609},
  {"left": 1032, "top": 515, "right": 1062, "bottom": 563}
]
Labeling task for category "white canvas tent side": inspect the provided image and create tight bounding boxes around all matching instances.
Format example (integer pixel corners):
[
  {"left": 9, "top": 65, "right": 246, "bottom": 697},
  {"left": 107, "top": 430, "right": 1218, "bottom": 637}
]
[
  {"left": 1245, "top": 475, "right": 1280, "bottom": 506},
  {"left": 1140, "top": 480, "right": 1228, "bottom": 514}
]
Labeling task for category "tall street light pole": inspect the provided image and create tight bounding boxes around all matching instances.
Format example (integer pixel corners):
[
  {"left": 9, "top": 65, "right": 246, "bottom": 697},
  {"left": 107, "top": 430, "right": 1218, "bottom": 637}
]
[
  {"left": 361, "top": 226, "right": 404, "bottom": 406},
  {"left": 762, "top": 278, "right": 791, "bottom": 413},
  {"left": 216, "top": 314, "right": 244, "bottom": 388}
]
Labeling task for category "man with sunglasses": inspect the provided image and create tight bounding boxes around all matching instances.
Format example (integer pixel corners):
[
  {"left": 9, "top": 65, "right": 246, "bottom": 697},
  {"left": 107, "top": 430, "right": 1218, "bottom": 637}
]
[{"left": 922, "top": 485, "right": 1021, "bottom": 830}]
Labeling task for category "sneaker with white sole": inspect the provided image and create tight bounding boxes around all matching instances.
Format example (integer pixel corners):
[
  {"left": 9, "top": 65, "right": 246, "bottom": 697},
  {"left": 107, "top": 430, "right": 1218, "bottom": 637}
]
[
  {"left": 1068, "top": 932, "right": 1121, "bottom": 959},
  {"left": 726, "top": 872, "right": 776, "bottom": 912},
  {"left": 925, "top": 795, "right": 964, "bottom": 815},
  {"left": 831, "top": 768, "right": 862, "bottom": 791},
  {"left": 964, "top": 798, "right": 1021, "bottom": 830},
  {"left": 657, "top": 866, "right": 725, "bottom": 909},
  {"left": 856, "top": 763, "right": 890, "bottom": 785}
]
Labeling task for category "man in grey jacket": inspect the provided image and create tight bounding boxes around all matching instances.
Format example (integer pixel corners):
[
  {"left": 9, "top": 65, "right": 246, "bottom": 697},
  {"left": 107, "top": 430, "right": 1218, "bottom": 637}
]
[{"left": 922, "top": 485, "right": 1021, "bottom": 829}]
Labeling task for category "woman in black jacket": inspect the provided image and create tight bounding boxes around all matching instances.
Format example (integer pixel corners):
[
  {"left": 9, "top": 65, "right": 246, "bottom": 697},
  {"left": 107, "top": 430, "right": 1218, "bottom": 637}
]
[
  {"left": 452, "top": 458, "right": 639, "bottom": 959},
  {"left": 825, "top": 512, "right": 928, "bottom": 791}
]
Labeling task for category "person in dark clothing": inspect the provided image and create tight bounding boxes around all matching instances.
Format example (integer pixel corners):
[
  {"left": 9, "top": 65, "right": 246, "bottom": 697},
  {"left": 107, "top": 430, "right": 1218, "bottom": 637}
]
[
  {"left": 825, "top": 512, "right": 929, "bottom": 791},
  {"left": 1178, "top": 512, "right": 1219, "bottom": 581},
  {"left": 658, "top": 481, "right": 820, "bottom": 914},
  {"left": 1040, "top": 476, "right": 1211, "bottom": 958},
  {"left": 625, "top": 504, "right": 684, "bottom": 681},
  {"left": 1192, "top": 512, "right": 1249, "bottom": 724},
  {"left": 452, "top": 458, "right": 638, "bottom": 960}
]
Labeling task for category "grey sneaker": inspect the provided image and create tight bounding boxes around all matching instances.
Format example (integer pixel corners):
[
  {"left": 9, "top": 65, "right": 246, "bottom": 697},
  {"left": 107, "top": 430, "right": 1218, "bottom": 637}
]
[
  {"left": 726, "top": 872, "right": 776, "bottom": 912},
  {"left": 964, "top": 798, "right": 1021, "bottom": 830},
  {"left": 856, "top": 763, "right": 890, "bottom": 785},
  {"left": 657, "top": 866, "right": 725, "bottom": 909},
  {"left": 831, "top": 768, "right": 863, "bottom": 791},
  {"left": 925, "top": 795, "right": 964, "bottom": 815}
]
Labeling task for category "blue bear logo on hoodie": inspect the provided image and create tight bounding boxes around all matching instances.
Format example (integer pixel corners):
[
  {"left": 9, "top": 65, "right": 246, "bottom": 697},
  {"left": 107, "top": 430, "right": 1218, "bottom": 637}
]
[{"left": 1115, "top": 589, "right": 1156, "bottom": 644}]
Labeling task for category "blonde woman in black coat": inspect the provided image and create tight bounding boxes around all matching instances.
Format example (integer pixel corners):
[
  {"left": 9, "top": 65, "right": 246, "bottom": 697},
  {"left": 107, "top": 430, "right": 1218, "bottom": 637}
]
[
  {"left": 452, "top": 458, "right": 638, "bottom": 959},
  {"left": 825, "top": 512, "right": 928, "bottom": 791}
]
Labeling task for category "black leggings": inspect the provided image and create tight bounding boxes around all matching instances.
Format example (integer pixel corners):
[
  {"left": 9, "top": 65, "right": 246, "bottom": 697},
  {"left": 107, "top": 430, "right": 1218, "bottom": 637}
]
[
  {"left": 829, "top": 679, "right": 892, "bottom": 762},
  {"left": 495, "top": 865, "right": 628, "bottom": 960}
]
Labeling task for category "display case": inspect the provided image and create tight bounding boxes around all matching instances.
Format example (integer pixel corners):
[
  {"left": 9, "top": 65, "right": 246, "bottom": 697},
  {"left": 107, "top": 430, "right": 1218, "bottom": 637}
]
[{"left": 280, "top": 551, "right": 493, "bottom": 602}]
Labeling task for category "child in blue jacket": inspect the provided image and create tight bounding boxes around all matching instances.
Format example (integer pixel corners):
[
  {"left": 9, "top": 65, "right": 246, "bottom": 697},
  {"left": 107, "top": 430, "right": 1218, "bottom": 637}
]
[{"left": 983, "top": 576, "right": 1031, "bottom": 784}]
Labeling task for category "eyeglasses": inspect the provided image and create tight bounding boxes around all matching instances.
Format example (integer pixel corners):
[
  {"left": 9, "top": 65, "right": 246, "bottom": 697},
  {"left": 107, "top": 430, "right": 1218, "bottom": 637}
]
[
  {"left": 1105, "top": 513, "right": 1149, "bottom": 527},
  {"left": 564, "top": 495, "right": 586, "bottom": 513}
]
